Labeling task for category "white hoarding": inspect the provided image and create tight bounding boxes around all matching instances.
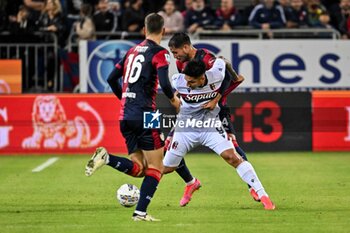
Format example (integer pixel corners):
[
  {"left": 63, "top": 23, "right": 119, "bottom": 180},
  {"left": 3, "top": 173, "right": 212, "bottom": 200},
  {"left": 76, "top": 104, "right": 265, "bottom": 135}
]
[
  {"left": 162, "top": 40, "right": 350, "bottom": 91},
  {"left": 80, "top": 40, "right": 350, "bottom": 92}
]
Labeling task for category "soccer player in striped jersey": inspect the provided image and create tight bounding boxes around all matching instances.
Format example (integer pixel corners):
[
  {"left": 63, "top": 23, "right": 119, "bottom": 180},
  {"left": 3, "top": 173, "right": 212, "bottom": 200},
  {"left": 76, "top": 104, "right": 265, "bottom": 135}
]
[{"left": 85, "top": 13, "right": 180, "bottom": 221}]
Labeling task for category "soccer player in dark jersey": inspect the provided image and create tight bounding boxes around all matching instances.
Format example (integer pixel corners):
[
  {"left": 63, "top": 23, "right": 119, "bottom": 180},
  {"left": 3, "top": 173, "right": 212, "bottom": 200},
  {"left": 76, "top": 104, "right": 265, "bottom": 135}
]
[
  {"left": 85, "top": 13, "right": 180, "bottom": 222},
  {"left": 166, "top": 32, "right": 259, "bottom": 207}
]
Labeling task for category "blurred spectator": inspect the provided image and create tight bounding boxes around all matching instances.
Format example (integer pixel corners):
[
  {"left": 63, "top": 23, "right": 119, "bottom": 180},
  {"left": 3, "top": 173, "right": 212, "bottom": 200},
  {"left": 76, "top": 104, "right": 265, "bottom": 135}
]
[
  {"left": 65, "top": 0, "right": 83, "bottom": 40},
  {"left": 176, "top": 0, "right": 189, "bottom": 11},
  {"left": 321, "top": 0, "right": 340, "bottom": 9},
  {"left": 66, "top": 0, "right": 82, "bottom": 19},
  {"left": 279, "top": 0, "right": 290, "bottom": 7},
  {"left": 278, "top": 0, "right": 290, "bottom": 16},
  {"left": 75, "top": 3, "right": 96, "bottom": 40},
  {"left": 108, "top": 0, "right": 122, "bottom": 31},
  {"left": 322, "top": 0, "right": 340, "bottom": 31},
  {"left": 84, "top": 0, "right": 99, "bottom": 6},
  {"left": 9, "top": 5, "right": 36, "bottom": 34},
  {"left": 143, "top": 0, "right": 166, "bottom": 14},
  {"left": 109, "top": 0, "right": 121, "bottom": 12},
  {"left": 93, "top": 0, "right": 117, "bottom": 34},
  {"left": 181, "top": 0, "right": 193, "bottom": 17},
  {"left": 285, "top": 0, "right": 309, "bottom": 28},
  {"left": 215, "top": 0, "right": 242, "bottom": 31},
  {"left": 121, "top": 0, "right": 145, "bottom": 33},
  {"left": 36, "top": 0, "right": 67, "bottom": 46},
  {"left": 24, "top": 0, "right": 46, "bottom": 24},
  {"left": 6, "top": 0, "right": 33, "bottom": 28},
  {"left": 158, "top": 0, "right": 184, "bottom": 34},
  {"left": 24, "top": 0, "right": 45, "bottom": 11},
  {"left": 36, "top": 0, "right": 67, "bottom": 90},
  {"left": 0, "top": 0, "right": 7, "bottom": 31},
  {"left": 338, "top": 0, "right": 350, "bottom": 38},
  {"left": 329, "top": 0, "right": 349, "bottom": 30},
  {"left": 306, "top": 0, "right": 331, "bottom": 28},
  {"left": 249, "top": 0, "right": 286, "bottom": 29},
  {"left": 184, "top": 0, "right": 216, "bottom": 33},
  {"left": 122, "top": 0, "right": 130, "bottom": 8},
  {"left": 241, "top": 0, "right": 261, "bottom": 25}
]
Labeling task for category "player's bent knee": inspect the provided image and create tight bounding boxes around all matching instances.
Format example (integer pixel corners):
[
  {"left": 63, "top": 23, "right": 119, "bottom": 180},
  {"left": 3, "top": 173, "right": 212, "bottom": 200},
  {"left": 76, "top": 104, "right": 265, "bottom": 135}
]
[
  {"left": 129, "top": 152, "right": 147, "bottom": 177},
  {"left": 129, "top": 161, "right": 146, "bottom": 177},
  {"left": 163, "top": 166, "right": 176, "bottom": 174},
  {"left": 220, "top": 149, "right": 243, "bottom": 168}
]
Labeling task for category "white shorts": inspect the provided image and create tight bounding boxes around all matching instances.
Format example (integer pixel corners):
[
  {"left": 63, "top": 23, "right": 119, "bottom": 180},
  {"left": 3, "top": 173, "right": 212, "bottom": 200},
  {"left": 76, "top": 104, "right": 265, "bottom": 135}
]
[{"left": 163, "top": 127, "right": 234, "bottom": 167}]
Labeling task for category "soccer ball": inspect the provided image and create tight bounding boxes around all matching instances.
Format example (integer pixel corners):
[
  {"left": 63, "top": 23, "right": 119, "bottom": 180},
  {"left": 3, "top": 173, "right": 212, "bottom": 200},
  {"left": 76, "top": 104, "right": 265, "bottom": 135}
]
[{"left": 116, "top": 184, "right": 140, "bottom": 207}]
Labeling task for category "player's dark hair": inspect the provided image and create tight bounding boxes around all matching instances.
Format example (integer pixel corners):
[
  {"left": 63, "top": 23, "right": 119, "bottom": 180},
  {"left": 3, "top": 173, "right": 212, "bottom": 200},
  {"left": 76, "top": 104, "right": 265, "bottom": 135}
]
[
  {"left": 183, "top": 60, "right": 206, "bottom": 79},
  {"left": 145, "top": 13, "right": 164, "bottom": 34},
  {"left": 168, "top": 32, "right": 192, "bottom": 48}
]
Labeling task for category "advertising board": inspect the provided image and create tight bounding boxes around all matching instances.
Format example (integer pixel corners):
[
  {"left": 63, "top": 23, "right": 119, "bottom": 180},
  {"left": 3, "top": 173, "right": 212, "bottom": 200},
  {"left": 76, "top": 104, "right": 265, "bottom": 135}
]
[{"left": 0, "top": 94, "right": 127, "bottom": 154}]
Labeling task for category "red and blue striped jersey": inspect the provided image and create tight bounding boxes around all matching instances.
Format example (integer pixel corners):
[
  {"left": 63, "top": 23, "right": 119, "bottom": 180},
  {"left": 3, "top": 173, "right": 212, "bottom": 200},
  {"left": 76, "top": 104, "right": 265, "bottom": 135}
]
[{"left": 115, "top": 39, "right": 170, "bottom": 120}]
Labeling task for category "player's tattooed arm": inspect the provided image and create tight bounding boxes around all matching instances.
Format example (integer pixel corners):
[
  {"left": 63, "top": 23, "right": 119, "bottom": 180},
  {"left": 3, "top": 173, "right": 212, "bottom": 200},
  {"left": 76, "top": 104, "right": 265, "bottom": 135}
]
[{"left": 218, "top": 56, "right": 244, "bottom": 83}]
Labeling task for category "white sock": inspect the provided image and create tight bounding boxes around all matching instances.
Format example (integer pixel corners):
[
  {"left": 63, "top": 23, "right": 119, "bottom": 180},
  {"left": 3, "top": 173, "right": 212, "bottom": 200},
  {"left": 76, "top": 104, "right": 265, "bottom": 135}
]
[
  {"left": 186, "top": 178, "right": 196, "bottom": 186},
  {"left": 134, "top": 210, "right": 146, "bottom": 216},
  {"left": 105, "top": 154, "right": 110, "bottom": 164},
  {"left": 236, "top": 161, "right": 267, "bottom": 198}
]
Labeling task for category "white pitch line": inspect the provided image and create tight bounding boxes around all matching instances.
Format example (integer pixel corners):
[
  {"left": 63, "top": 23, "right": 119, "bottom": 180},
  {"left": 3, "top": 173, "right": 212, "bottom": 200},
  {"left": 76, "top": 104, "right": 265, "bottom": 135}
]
[{"left": 32, "top": 157, "right": 59, "bottom": 173}]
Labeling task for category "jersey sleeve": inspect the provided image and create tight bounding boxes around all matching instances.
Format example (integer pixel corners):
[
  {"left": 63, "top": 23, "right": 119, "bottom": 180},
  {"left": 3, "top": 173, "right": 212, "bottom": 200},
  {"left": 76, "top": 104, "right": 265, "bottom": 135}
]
[
  {"left": 171, "top": 73, "right": 183, "bottom": 91},
  {"left": 203, "top": 52, "right": 216, "bottom": 70},
  {"left": 152, "top": 49, "right": 170, "bottom": 69},
  {"left": 115, "top": 51, "right": 126, "bottom": 70},
  {"left": 153, "top": 49, "right": 174, "bottom": 99},
  {"left": 208, "top": 58, "right": 226, "bottom": 82}
]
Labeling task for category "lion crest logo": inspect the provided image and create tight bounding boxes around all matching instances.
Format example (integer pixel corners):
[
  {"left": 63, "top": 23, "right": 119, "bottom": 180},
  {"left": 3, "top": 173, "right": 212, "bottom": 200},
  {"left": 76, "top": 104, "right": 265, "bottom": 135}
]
[{"left": 22, "top": 95, "right": 104, "bottom": 149}]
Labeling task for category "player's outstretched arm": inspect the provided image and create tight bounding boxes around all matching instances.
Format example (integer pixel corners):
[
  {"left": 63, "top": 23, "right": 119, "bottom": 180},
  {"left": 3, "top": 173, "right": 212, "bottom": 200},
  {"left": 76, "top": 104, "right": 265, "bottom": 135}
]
[{"left": 158, "top": 66, "right": 175, "bottom": 100}]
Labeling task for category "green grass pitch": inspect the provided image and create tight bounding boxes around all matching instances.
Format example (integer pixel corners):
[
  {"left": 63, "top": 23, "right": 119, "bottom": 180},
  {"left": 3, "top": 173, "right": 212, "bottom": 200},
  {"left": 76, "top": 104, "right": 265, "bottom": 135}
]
[{"left": 1, "top": 152, "right": 349, "bottom": 233}]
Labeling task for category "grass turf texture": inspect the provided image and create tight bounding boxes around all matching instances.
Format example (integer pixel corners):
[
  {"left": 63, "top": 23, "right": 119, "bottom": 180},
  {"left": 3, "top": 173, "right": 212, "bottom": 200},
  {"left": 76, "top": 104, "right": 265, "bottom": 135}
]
[{"left": 0, "top": 152, "right": 349, "bottom": 233}]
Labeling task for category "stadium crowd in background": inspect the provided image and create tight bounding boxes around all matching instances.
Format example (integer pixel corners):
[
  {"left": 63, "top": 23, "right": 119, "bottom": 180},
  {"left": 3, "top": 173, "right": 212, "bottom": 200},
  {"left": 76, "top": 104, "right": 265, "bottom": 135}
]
[{"left": 1, "top": 0, "right": 349, "bottom": 47}]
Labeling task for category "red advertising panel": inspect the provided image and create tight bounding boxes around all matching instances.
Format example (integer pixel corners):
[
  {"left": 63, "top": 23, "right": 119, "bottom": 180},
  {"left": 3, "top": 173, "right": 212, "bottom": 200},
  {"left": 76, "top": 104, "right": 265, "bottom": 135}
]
[
  {"left": 157, "top": 92, "right": 312, "bottom": 152},
  {"left": 313, "top": 91, "right": 350, "bottom": 151},
  {"left": 0, "top": 94, "right": 127, "bottom": 154}
]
